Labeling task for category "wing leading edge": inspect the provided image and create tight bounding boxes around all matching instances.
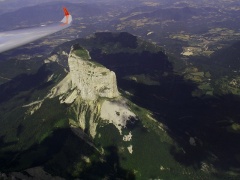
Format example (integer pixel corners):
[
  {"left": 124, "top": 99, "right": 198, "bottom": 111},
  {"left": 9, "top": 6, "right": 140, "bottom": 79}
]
[{"left": 0, "top": 7, "right": 73, "bottom": 53}]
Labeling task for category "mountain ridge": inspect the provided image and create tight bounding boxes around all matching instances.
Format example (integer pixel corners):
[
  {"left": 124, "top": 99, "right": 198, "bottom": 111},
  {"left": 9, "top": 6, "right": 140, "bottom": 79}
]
[
  {"left": 0, "top": 32, "right": 174, "bottom": 179},
  {"left": 1, "top": 32, "right": 240, "bottom": 179}
]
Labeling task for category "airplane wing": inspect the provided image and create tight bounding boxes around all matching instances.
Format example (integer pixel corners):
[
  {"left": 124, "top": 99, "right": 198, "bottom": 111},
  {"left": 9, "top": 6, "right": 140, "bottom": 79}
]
[{"left": 0, "top": 7, "right": 72, "bottom": 53}]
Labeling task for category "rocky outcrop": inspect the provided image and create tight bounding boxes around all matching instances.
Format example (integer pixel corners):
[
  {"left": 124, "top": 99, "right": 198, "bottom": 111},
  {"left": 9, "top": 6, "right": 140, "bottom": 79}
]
[
  {"left": 68, "top": 47, "right": 119, "bottom": 101},
  {"left": 49, "top": 46, "right": 119, "bottom": 103},
  {"left": 100, "top": 99, "right": 136, "bottom": 134},
  {"left": 69, "top": 97, "right": 101, "bottom": 138},
  {"left": 30, "top": 45, "right": 136, "bottom": 153},
  {"left": 65, "top": 46, "right": 136, "bottom": 145}
]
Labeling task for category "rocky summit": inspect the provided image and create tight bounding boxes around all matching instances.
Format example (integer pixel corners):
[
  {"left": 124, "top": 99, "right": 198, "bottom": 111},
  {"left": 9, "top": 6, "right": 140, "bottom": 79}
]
[
  {"left": 68, "top": 46, "right": 119, "bottom": 101},
  {"left": 50, "top": 45, "right": 136, "bottom": 139},
  {"left": 50, "top": 45, "right": 119, "bottom": 102}
]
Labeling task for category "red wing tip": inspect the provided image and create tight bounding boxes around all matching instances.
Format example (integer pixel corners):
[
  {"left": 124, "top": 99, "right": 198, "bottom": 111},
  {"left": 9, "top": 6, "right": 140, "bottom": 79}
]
[{"left": 63, "top": 7, "right": 70, "bottom": 16}]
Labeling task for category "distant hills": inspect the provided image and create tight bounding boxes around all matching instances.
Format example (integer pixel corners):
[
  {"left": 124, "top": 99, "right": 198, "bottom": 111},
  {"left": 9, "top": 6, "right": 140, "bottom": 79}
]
[{"left": 0, "top": 2, "right": 109, "bottom": 30}]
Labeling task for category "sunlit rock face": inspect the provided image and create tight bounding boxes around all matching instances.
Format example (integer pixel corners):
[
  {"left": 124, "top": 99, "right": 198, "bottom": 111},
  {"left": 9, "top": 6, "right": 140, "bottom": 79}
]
[
  {"left": 68, "top": 47, "right": 119, "bottom": 101},
  {"left": 49, "top": 46, "right": 135, "bottom": 143}
]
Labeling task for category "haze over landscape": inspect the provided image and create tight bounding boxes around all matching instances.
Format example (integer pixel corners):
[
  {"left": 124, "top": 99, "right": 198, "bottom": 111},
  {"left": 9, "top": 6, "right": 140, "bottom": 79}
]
[{"left": 0, "top": 0, "right": 240, "bottom": 179}]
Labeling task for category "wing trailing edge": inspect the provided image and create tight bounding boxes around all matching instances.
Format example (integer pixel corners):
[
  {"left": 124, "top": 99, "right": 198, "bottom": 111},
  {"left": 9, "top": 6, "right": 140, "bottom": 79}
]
[{"left": 0, "top": 7, "right": 73, "bottom": 53}]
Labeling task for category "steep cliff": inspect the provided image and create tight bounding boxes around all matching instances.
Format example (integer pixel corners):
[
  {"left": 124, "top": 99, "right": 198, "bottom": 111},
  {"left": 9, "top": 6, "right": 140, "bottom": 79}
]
[
  {"left": 69, "top": 46, "right": 119, "bottom": 101},
  {"left": 49, "top": 46, "right": 119, "bottom": 102},
  {"left": 48, "top": 45, "right": 136, "bottom": 145}
]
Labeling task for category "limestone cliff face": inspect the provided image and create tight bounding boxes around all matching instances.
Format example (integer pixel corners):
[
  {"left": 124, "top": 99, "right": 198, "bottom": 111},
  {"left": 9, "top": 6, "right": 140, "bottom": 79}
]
[
  {"left": 68, "top": 48, "right": 119, "bottom": 101},
  {"left": 46, "top": 46, "right": 136, "bottom": 154}
]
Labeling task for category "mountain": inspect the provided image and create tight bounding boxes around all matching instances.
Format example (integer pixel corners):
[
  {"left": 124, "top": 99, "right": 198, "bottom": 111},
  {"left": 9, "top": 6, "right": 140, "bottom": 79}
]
[
  {"left": 1, "top": 32, "right": 240, "bottom": 179},
  {"left": 0, "top": 32, "right": 190, "bottom": 179},
  {"left": 0, "top": 32, "right": 170, "bottom": 179}
]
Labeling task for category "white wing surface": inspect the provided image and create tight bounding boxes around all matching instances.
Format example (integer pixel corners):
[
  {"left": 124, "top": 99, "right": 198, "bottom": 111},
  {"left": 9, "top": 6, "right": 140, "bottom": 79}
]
[{"left": 0, "top": 7, "right": 72, "bottom": 53}]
